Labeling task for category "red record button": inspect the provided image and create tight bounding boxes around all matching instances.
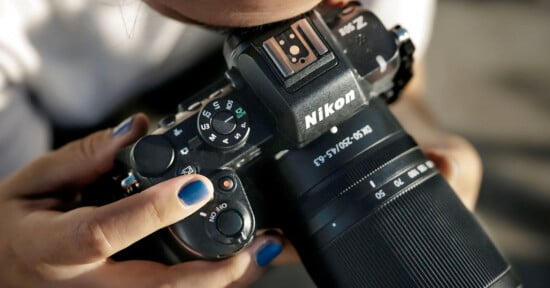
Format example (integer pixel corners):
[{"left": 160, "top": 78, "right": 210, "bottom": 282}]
[{"left": 219, "top": 176, "right": 235, "bottom": 192}]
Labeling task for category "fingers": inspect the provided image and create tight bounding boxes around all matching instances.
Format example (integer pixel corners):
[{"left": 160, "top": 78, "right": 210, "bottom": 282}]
[
  {"left": 18, "top": 175, "right": 213, "bottom": 265},
  {"left": 421, "top": 135, "right": 483, "bottom": 211},
  {"left": 3, "top": 114, "right": 148, "bottom": 197},
  {"left": 268, "top": 237, "right": 300, "bottom": 264},
  {"left": 255, "top": 229, "right": 301, "bottom": 264},
  {"left": 390, "top": 95, "right": 482, "bottom": 212},
  {"left": 159, "top": 235, "right": 284, "bottom": 288},
  {"left": 66, "top": 234, "right": 283, "bottom": 287}
]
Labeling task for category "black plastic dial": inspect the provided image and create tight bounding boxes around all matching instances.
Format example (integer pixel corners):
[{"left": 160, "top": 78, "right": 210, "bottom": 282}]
[
  {"left": 212, "top": 111, "right": 237, "bottom": 135},
  {"left": 132, "top": 135, "right": 175, "bottom": 177},
  {"left": 197, "top": 99, "right": 250, "bottom": 150},
  {"left": 216, "top": 209, "right": 244, "bottom": 237}
]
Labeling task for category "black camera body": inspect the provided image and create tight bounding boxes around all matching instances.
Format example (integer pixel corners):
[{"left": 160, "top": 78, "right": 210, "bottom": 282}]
[{"left": 109, "top": 3, "right": 519, "bottom": 287}]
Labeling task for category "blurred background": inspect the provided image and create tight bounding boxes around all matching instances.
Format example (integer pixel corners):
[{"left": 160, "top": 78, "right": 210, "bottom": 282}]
[
  {"left": 254, "top": 0, "right": 550, "bottom": 287},
  {"left": 427, "top": 1, "right": 550, "bottom": 287}
]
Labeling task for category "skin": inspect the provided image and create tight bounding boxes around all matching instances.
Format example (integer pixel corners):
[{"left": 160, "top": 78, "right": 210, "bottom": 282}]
[
  {"left": 144, "top": 0, "right": 324, "bottom": 27},
  {"left": 0, "top": 0, "right": 483, "bottom": 286},
  {"left": 0, "top": 114, "right": 284, "bottom": 287}
]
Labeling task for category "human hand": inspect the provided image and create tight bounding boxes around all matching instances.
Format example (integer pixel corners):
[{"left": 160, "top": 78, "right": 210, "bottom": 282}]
[
  {"left": 0, "top": 114, "right": 284, "bottom": 288},
  {"left": 390, "top": 69, "right": 483, "bottom": 211}
]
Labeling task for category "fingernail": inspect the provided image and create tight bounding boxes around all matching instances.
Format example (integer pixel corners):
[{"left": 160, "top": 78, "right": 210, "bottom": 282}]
[
  {"left": 112, "top": 116, "right": 134, "bottom": 137},
  {"left": 178, "top": 180, "right": 210, "bottom": 206},
  {"left": 256, "top": 241, "right": 283, "bottom": 267}
]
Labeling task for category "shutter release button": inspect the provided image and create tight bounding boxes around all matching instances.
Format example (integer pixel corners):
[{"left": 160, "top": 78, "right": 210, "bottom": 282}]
[{"left": 216, "top": 210, "right": 244, "bottom": 237}]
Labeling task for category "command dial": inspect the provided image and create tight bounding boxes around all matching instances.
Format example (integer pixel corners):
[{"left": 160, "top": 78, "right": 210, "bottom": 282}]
[
  {"left": 132, "top": 135, "right": 175, "bottom": 177},
  {"left": 198, "top": 99, "right": 250, "bottom": 150}
]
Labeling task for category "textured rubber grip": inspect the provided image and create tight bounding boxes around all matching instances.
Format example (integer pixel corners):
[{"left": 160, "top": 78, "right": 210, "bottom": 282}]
[{"left": 300, "top": 175, "right": 516, "bottom": 287}]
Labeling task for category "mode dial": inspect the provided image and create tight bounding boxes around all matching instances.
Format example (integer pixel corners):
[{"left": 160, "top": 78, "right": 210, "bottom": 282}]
[{"left": 198, "top": 99, "right": 250, "bottom": 150}]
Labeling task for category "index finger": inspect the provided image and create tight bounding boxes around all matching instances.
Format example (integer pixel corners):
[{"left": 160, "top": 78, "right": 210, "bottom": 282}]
[{"left": 1, "top": 114, "right": 148, "bottom": 198}]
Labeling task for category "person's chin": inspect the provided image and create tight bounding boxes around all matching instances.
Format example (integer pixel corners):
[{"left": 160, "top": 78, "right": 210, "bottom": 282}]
[{"left": 144, "top": 0, "right": 322, "bottom": 27}]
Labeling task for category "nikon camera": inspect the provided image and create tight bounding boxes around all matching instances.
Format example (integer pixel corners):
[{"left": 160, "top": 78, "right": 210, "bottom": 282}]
[{"left": 106, "top": 2, "right": 520, "bottom": 287}]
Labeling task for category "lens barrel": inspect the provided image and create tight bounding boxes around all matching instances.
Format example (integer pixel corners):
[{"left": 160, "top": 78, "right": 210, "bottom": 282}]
[{"left": 277, "top": 98, "right": 519, "bottom": 287}]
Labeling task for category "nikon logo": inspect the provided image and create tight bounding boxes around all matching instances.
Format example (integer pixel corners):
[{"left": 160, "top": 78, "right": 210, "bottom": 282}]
[{"left": 305, "top": 90, "right": 356, "bottom": 129}]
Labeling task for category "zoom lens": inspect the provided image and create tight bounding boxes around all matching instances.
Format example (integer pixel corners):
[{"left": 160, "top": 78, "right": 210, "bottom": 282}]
[{"left": 277, "top": 98, "right": 519, "bottom": 288}]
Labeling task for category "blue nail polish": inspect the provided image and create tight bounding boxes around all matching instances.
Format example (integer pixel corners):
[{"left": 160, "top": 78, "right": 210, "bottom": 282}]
[
  {"left": 256, "top": 242, "right": 283, "bottom": 267},
  {"left": 178, "top": 180, "right": 210, "bottom": 206},
  {"left": 112, "top": 116, "right": 134, "bottom": 137}
]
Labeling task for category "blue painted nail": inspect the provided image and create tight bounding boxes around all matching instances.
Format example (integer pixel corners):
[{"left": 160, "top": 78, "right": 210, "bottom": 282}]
[
  {"left": 112, "top": 116, "right": 134, "bottom": 137},
  {"left": 178, "top": 180, "right": 210, "bottom": 206},
  {"left": 256, "top": 241, "right": 283, "bottom": 267}
]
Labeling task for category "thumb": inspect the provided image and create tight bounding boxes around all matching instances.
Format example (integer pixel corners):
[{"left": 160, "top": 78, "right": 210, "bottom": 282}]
[{"left": 5, "top": 114, "right": 148, "bottom": 197}]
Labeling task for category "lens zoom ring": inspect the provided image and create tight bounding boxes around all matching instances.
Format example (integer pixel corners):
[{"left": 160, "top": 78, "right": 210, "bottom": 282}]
[
  {"left": 316, "top": 175, "right": 510, "bottom": 287},
  {"left": 298, "top": 132, "right": 416, "bottom": 218}
]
